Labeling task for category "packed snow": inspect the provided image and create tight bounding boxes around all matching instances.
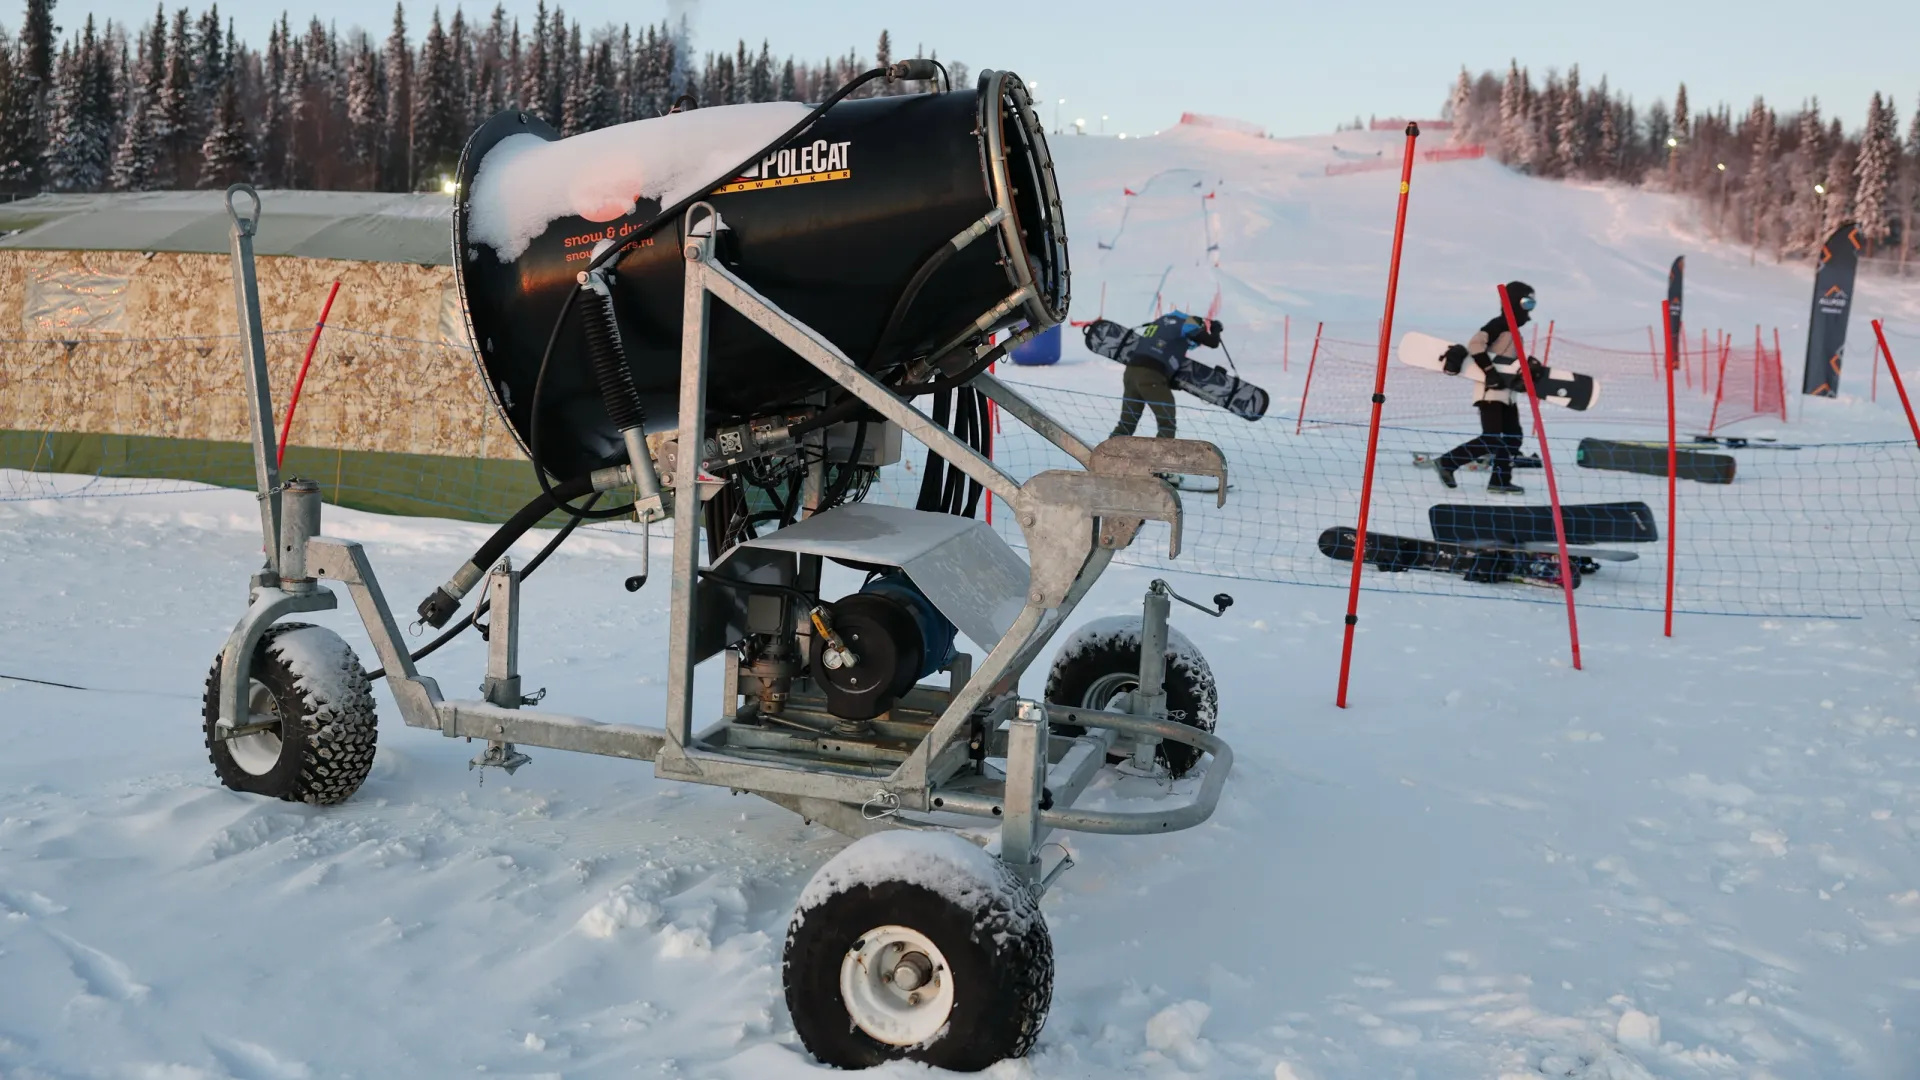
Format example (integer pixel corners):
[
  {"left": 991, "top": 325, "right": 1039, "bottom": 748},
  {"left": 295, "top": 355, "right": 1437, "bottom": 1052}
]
[
  {"left": 5, "top": 121, "right": 1920, "bottom": 1079},
  {"left": 467, "top": 101, "right": 810, "bottom": 260}
]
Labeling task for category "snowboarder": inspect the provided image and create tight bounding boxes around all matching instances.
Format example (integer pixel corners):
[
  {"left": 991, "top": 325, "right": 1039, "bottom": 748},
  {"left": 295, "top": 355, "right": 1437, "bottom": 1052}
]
[
  {"left": 1432, "top": 281, "right": 1541, "bottom": 494},
  {"left": 1110, "top": 311, "right": 1223, "bottom": 439}
]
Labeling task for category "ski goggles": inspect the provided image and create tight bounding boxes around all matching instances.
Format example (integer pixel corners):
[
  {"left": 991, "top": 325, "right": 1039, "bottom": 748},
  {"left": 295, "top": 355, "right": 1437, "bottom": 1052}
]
[{"left": 1519, "top": 295, "right": 1537, "bottom": 311}]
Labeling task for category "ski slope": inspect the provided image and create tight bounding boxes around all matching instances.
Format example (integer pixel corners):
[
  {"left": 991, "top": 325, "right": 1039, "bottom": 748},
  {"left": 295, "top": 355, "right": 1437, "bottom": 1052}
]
[{"left": 5, "top": 125, "right": 1920, "bottom": 1079}]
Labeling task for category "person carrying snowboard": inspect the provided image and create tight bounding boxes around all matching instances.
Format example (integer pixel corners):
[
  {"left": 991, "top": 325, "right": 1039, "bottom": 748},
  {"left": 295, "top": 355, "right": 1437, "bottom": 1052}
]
[
  {"left": 1432, "top": 281, "right": 1542, "bottom": 494},
  {"left": 1110, "top": 310, "right": 1223, "bottom": 439}
]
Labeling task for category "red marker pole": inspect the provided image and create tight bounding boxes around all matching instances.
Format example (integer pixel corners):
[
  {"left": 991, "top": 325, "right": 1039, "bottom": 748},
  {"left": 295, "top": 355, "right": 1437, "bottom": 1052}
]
[
  {"left": 1773, "top": 328, "right": 1787, "bottom": 421},
  {"left": 1871, "top": 320, "right": 1920, "bottom": 449},
  {"left": 1335, "top": 122, "right": 1420, "bottom": 709},
  {"left": 1295, "top": 321, "right": 1324, "bottom": 436},
  {"left": 277, "top": 279, "right": 342, "bottom": 468},
  {"left": 1720, "top": 330, "right": 1735, "bottom": 430},
  {"left": 1502, "top": 284, "right": 1581, "bottom": 670},
  {"left": 1661, "top": 300, "right": 1678, "bottom": 637}
]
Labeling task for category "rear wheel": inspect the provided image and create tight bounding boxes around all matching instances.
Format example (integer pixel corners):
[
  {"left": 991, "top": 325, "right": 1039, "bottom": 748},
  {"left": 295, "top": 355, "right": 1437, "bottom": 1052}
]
[
  {"left": 1045, "top": 616, "right": 1218, "bottom": 779},
  {"left": 202, "top": 623, "right": 378, "bottom": 805},
  {"left": 784, "top": 833, "right": 1052, "bottom": 1071}
]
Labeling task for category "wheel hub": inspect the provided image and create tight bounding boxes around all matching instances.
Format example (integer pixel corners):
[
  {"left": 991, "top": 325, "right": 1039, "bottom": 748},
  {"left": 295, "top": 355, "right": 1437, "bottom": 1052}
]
[
  {"left": 840, "top": 925, "right": 954, "bottom": 1046},
  {"left": 1081, "top": 671, "right": 1139, "bottom": 712},
  {"left": 224, "top": 679, "right": 285, "bottom": 776}
]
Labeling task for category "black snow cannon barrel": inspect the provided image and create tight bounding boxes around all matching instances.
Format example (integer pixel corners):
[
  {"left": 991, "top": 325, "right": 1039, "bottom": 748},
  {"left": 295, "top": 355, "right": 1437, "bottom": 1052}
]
[{"left": 453, "top": 69, "right": 1068, "bottom": 482}]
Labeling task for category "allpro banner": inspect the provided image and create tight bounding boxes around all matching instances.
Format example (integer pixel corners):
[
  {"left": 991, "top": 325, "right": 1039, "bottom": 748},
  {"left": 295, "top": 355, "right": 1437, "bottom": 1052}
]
[
  {"left": 1803, "top": 223, "right": 1862, "bottom": 397},
  {"left": 1666, "top": 256, "right": 1684, "bottom": 369}
]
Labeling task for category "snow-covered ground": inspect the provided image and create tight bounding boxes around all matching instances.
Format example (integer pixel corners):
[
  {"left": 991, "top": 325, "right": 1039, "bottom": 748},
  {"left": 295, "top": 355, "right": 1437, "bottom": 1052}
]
[
  {"left": 3, "top": 484, "right": 1918, "bottom": 1079},
  {"left": 5, "top": 125, "right": 1920, "bottom": 1079}
]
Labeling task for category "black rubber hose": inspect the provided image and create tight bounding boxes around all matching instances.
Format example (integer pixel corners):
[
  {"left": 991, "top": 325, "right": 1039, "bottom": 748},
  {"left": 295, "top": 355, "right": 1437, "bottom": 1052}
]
[
  {"left": 370, "top": 493, "right": 602, "bottom": 681},
  {"left": 527, "top": 287, "right": 631, "bottom": 521},
  {"left": 473, "top": 473, "right": 599, "bottom": 582},
  {"left": 416, "top": 472, "right": 602, "bottom": 628}
]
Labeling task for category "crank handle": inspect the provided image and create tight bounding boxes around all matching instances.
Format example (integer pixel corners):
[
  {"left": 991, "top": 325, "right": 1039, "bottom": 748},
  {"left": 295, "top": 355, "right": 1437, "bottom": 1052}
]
[{"left": 1151, "top": 579, "right": 1233, "bottom": 617}]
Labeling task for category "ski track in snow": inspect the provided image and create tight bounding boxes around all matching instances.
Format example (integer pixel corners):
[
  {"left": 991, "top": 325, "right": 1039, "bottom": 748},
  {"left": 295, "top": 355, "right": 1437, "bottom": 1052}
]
[{"left": 6, "top": 128, "right": 1920, "bottom": 1078}]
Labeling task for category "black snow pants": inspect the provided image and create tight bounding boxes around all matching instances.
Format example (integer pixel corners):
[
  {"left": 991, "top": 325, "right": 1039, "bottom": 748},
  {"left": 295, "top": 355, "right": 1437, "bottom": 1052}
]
[
  {"left": 1112, "top": 364, "right": 1178, "bottom": 439},
  {"left": 1439, "top": 401, "right": 1524, "bottom": 485}
]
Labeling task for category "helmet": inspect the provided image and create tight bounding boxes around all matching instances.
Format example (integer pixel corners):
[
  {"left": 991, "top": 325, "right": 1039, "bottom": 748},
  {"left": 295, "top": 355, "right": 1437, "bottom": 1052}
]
[{"left": 1506, "top": 280, "right": 1537, "bottom": 311}]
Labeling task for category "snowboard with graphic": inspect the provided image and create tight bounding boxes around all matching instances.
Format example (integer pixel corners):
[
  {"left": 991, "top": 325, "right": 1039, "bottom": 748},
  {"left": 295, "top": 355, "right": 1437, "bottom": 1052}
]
[
  {"left": 1397, "top": 331, "right": 1598, "bottom": 411},
  {"left": 1083, "top": 318, "right": 1270, "bottom": 421}
]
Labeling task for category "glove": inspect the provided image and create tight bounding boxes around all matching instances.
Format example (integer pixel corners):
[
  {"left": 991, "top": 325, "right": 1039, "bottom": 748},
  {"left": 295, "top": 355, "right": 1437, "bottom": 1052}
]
[
  {"left": 1526, "top": 359, "right": 1548, "bottom": 389},
  {"left": 1441, "top": 343, "right": 1469, "bottom": 375},
  {"left": 1194, "top": 323, "right": 1222, "bottom": 348}
]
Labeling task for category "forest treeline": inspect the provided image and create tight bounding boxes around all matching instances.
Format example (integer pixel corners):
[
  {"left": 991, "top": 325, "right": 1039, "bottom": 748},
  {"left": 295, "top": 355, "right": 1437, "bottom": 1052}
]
[
  {"left": 1447, "top": 62, "right": 1918, "bottom": 265},
  {"left": 0, "top": 0, "right": 959, "bottom": 194}
]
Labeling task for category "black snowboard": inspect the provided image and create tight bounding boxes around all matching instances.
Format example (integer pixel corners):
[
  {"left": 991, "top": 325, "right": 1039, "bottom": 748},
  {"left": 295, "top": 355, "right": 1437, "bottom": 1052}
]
[
  {"left": 1083, "top": 318, "right": 1270, "bottom": 421},
  {"left": 1317, "top": 526, "right": 1578, "bottom": 588},
  {"left": 1429, "top": 501, "right": 1659, "bottom": 546},
  {"left": 1576, "top": 438, "right": 1735, "bottom": 484}
]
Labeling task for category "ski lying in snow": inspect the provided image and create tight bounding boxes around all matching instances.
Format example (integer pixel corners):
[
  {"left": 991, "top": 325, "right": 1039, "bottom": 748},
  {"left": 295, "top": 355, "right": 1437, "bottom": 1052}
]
[
  {"left": 1411, "top": 450, "right": 1542, "bottom": 470},
  {"left": 1455, "top": 539, "right": 1638, "bottom": 574},
  {"left": 1317, "top": 526, "right": 1579, "bottom": 588},
  {"left": 1429, "top": 501, "right": 1659, "bottom": 546},
  {"left": 1397, "top": 331, "right": 1599, "bottom": 411},
  {"left": 1686, "top": 435, "right": 1800, "bottom": 449},
  {"left": 1576, "top": 438, "right": 1735, "bottom": 484},
  {"left": 1083, "top": 318, "right": 1270, "bottom": 421}
]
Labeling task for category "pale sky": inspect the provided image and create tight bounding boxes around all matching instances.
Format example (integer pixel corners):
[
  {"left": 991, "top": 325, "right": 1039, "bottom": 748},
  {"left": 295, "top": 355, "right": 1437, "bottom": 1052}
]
[{"left": 44, "top": 0, "right": 1920, "bottom": 139}]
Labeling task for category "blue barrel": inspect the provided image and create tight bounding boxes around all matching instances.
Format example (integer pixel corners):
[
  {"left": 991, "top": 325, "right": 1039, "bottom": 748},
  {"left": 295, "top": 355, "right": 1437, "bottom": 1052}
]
[{"left": 1010, "top": 323, "right": 1062, "bottom": 366}]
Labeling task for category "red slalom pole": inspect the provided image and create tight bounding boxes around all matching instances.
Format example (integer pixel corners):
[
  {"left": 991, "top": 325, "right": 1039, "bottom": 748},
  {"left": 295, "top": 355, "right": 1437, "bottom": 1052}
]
[
  {"left": 1773, "top": 328, "right": 1787, "bottom": 421},
  {"left": 1707, "top": 332, "right": 1731, "bottom": 434},
  {"left": 1502, "top": 284, "right": 1581, "bottom": 671},
  {"left": 1542, "top": 318, "right": 1556, "bottom": 366},
  {"left": 1871, "top": 320, "right": 1920, "bottom": 449},
  {"left": 277, "top": 279, "right": 342, "bottom": 468},
  {"left": 1335, "top": 122, "right": 1420, "bottom": 709},
  {"left": 1661, "top": 300, "right": 1678, "bottom": 637},
  {"left": 1295, "top": 321, "right": 1324, "bottom": 436}
]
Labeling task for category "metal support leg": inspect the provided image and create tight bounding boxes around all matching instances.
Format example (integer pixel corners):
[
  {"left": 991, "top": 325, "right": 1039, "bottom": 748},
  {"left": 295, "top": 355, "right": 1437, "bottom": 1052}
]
[
  {"left": 224, "top": 184, "right": 282, "bottom": 581},
  {"left": 1001, "top": 700, "right": 1049, "bottom": 883},
  {"left": 662, "top": 225, "right": 715, "bottom": 761},
  {"left": 1130, "top": 583, "right": 1172, "bottom": 771},
  {"left": 471, "top": 560, "right": 533, "bottom": 774}
]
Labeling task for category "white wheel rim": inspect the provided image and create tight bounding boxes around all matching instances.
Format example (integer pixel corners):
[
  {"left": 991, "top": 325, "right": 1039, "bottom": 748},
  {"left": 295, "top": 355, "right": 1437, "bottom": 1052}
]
[
  {"left": 226, "top": 679, "right": 285, "bottom": 776},
  {"left": 840, "top": 925, "right": 955, "bottom": 1047},
  {"left": 1081, "top": 671, "right": 1138, "bottom": 712}
]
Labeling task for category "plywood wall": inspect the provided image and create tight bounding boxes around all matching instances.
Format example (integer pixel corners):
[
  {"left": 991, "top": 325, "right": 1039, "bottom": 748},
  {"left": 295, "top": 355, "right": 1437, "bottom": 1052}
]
[{"left": 0, "top": 249, "right": 522, "bottom": 460}]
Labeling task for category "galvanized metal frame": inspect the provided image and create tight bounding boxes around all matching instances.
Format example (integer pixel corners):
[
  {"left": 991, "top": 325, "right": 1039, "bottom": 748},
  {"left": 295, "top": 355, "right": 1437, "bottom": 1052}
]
[{"left": 213, "top": 190, "right": 1235, "bottom": 895}]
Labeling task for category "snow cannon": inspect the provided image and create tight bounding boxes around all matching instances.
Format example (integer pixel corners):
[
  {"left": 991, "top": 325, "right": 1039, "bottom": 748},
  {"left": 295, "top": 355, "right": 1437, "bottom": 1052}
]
[
  {"left": 211, "top": 69, "right": 1240, "bottom": 1065},
  {"left": 454, "top": 70, "right": 1069, "bottom": 481}
]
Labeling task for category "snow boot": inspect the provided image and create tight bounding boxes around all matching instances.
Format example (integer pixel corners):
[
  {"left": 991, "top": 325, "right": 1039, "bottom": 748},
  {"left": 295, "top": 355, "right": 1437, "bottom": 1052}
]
[
  {"left": 1488, "top": 480, "right": 1525, "bottom": 495},
  {"left": 1431, "top": 461, "right": 1457, "bottom": 489}
]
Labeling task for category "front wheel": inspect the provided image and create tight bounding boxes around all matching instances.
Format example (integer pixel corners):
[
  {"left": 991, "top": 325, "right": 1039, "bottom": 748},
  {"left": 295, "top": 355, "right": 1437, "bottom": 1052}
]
[
  {"left": 201, "top": 623, "right": 378, "bottom": 805},
  {"left": 783, "top": 832, "right": 1053, "bottom": 1071},
  {"left": 1045, "top": 615, "right": 1218, "bottom": 778}
]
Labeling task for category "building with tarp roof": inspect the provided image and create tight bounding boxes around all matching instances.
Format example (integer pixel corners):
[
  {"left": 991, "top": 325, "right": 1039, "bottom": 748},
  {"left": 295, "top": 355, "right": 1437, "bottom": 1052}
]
[{"left": 0, "top": 190, "right": 545, "bottom": 522}]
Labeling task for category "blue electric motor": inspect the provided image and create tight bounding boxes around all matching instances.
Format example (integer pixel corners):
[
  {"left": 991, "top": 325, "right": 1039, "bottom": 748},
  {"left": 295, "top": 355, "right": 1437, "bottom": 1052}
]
[{"left": 811, "top": 571, "right": 957, "bottom": 720}]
